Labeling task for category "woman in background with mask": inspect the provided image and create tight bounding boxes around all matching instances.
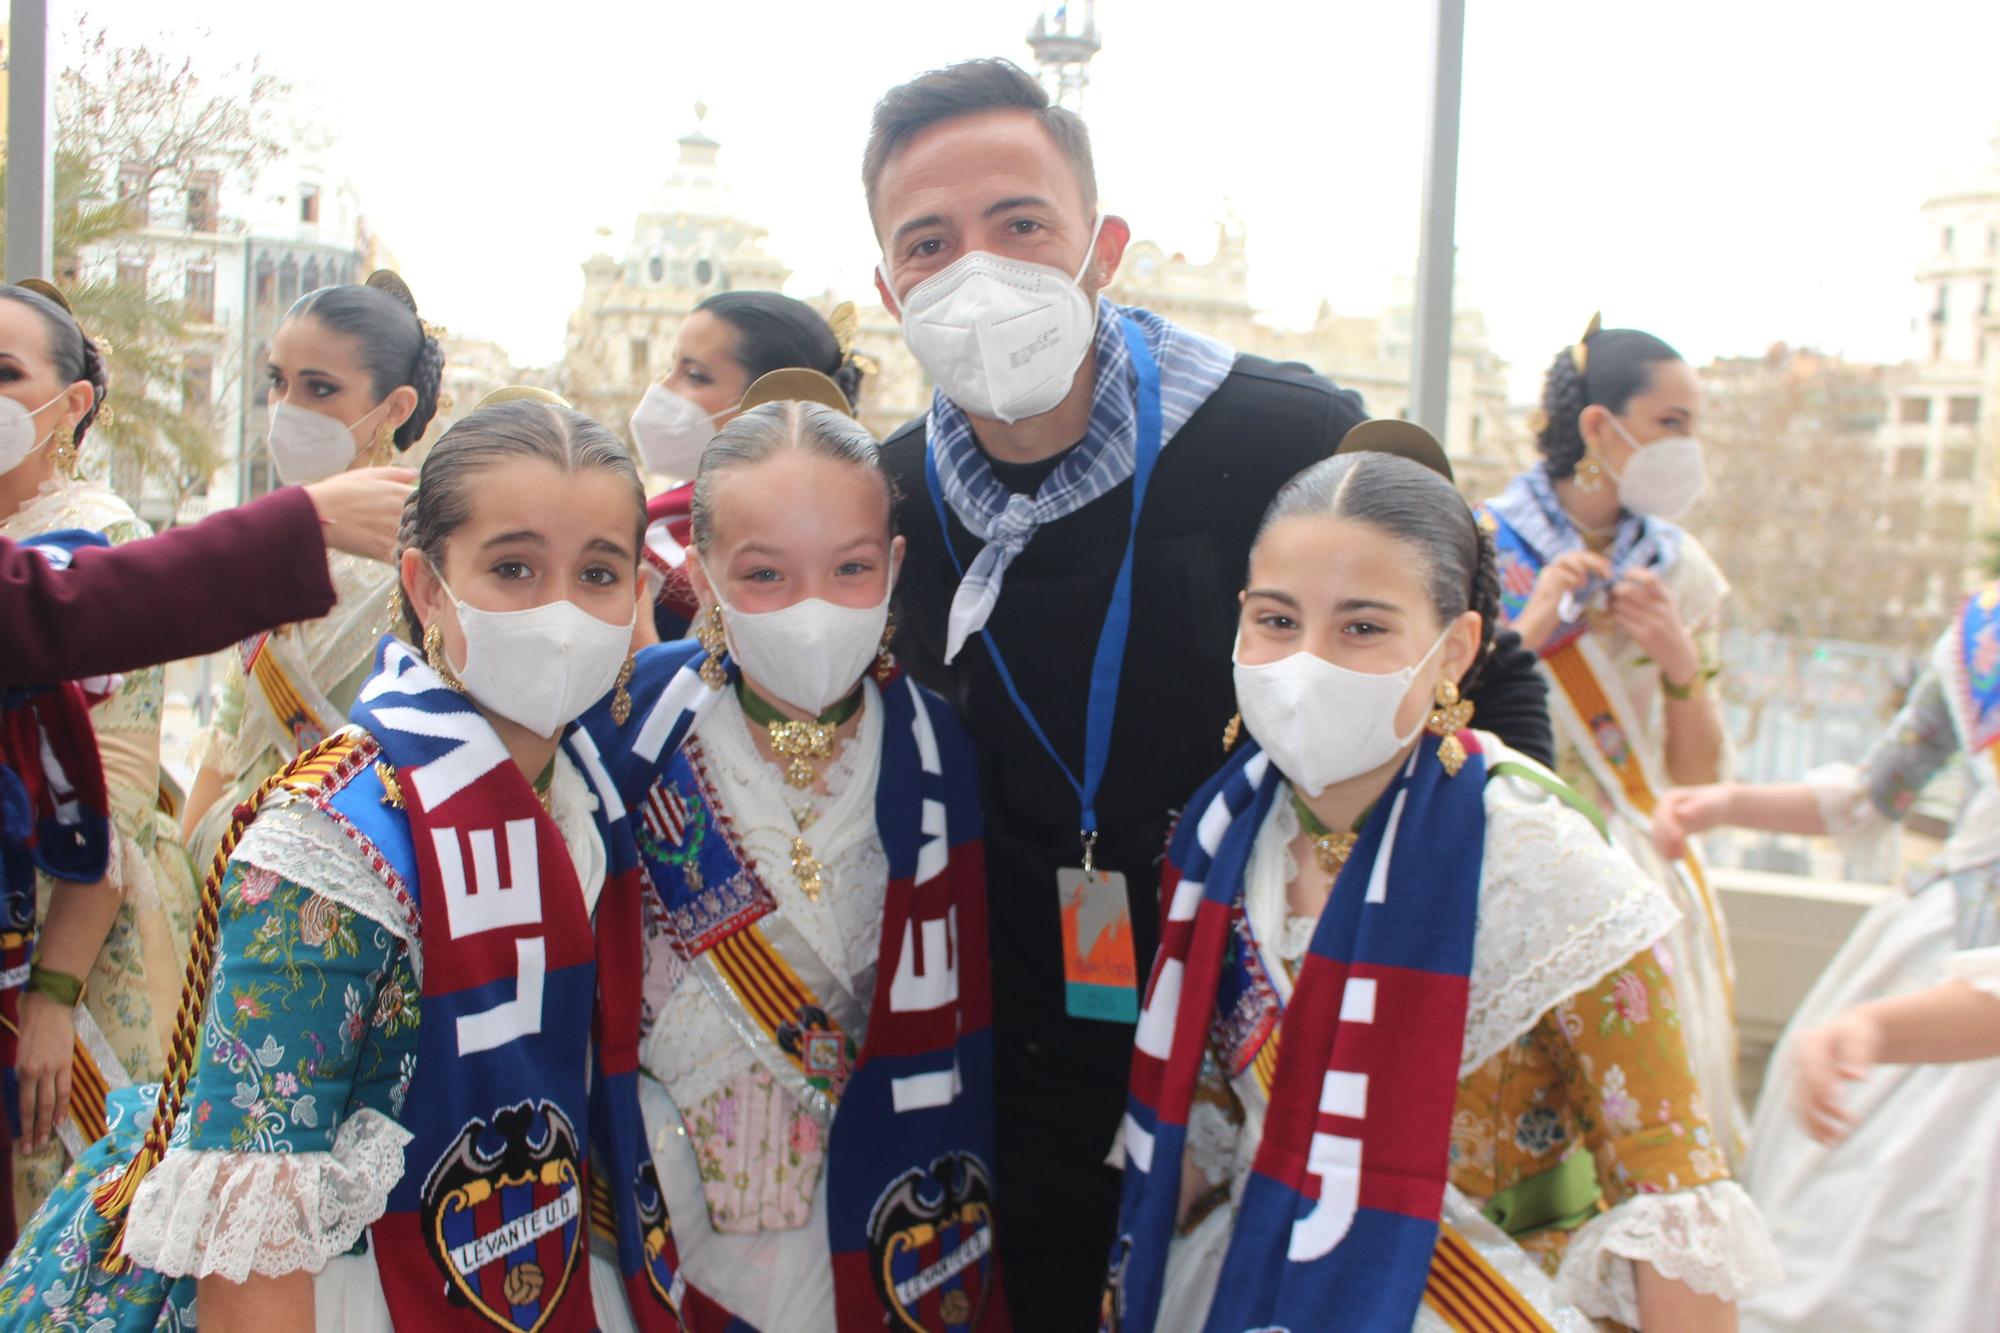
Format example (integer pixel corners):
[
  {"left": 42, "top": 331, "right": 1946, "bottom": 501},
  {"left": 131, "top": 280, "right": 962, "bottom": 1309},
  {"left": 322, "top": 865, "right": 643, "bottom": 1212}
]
[
  {"left": 1105, "top": 449, "right": 1777, "bottom": 1333},
  {"left": 180, "top": 272, "right": 444, "bottom": 868},
  {"left": 1480, "top": 316, "right": 1744, "bottom": 1164},
  {"left": 580, "top": 392, "right": 1005, "bottom": 1331},
  {"left": 628, "top": 291, "right": 867, "bottom": 640},
  {"left": 0, "top": 400, "right": 703, "bottom": 1331},
  {"left": 0, "top": 282, "right": 201, "bottom": 1227}
]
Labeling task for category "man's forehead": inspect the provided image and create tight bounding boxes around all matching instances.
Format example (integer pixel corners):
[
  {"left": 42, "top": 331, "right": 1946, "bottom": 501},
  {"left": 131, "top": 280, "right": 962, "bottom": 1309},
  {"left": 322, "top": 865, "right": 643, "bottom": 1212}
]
[{"left": 871, "top": 108, "right": 1086, "bottom": 231}]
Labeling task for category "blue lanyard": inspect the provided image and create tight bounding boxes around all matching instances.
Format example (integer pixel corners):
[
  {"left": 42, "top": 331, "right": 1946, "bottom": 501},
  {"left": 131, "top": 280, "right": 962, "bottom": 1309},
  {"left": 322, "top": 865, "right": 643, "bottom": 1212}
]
[{"left": 924, "top": 316, "right": 1163, "bottom": 872}]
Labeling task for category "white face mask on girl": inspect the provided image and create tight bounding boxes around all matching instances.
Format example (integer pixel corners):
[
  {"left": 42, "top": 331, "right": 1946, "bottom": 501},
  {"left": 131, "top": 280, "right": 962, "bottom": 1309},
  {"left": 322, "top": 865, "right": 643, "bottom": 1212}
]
[
  {"left": 1231, "top": 628, "right": 1450, "bottom": 797},
  {"left": 267, "top": 399, "right": 390, "bottom": 486},
  {"left": 1604, "top": 416, "right": 1706, "bottom": 520},
  {"left": 629, "top": 384, "right": 736, "bottom": 481},
  {"left": 720, "top": 569, "right": 896, "bottom": 716},
  {"left": 431, "top": 568, "right": 635, "bottom": 739},
  {"left": 881, "top": 217, "right": 1104, "bottom": 424},
  {"left": 0, "top": 390, "right": 70, "bottom": 475}
]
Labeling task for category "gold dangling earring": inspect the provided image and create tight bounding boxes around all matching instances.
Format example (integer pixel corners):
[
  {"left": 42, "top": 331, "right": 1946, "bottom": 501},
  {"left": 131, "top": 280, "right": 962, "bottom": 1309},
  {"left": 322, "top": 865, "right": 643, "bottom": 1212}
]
[
  {"left": 372, "top": 420, "right": 397, "bottom": 466},
  {"left": 1221, "top": 712, "right": 1242, "bottom": 753},
  {"left": 1426, "top": 679, "right": 1476, "bottom": 778},
  {"left": 52, "top": 422, "right": 79, "bottom": 479},
  {"left": 424, "top": 622, "right": 466, "bottom": 693},
  {"left": 696, "top": 604, "right": 729, "bottom": 690},
  {"left": 385, "top": 585, "right": 405, "bottom": 630},
  {"left": 611, "top": 653, "right": 635, "bottom": 726},
  {"left": 1573, "top": 451, "right": 1605, "bottom": 494},
  {"left": 873, "top": 612, "right": 897, "bottom": 683}
]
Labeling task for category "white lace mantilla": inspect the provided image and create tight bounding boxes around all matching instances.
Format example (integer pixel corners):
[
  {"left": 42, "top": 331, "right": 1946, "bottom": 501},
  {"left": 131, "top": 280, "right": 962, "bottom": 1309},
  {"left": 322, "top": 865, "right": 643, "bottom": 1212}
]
[
  {"left": 1553, "top": 1179, "right": 1783, "bottom": 1325},
  {"left": 1459, "top": 745, "right": 1681, "bottom": 1075},
  {"left": 121, "top": 1107, "right": 412, "bottom": 1281}
]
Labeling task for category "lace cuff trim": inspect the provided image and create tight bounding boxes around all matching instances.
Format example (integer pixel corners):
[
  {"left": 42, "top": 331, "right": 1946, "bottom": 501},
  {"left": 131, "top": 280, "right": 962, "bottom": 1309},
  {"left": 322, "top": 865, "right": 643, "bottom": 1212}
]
[
  {"left": 1944, "top": 946, "right": 2000, "bottom": 1001},
  {"left": 121, "top": 1107, "right": 412, "bottom": 1281},
  {"left": 1805, "top": 762, "right": 1895, "bottom": 866},
  {"left": 1552, "top": 1180, "right": 1782, "bottom": 1325}
]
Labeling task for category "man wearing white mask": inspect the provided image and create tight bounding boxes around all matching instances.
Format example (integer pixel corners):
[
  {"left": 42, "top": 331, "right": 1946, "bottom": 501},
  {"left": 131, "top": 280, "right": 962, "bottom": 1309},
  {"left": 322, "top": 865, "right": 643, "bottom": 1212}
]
[{"left": 863, "top": 58, "right": 1554, "bottom": 1328}]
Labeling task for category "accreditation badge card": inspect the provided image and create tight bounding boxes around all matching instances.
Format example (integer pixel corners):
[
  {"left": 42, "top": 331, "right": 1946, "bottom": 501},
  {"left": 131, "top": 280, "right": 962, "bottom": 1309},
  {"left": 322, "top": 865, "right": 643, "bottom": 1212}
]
[{"left": 1057, "top": 867, "right": 1139, "bottom": 1023}]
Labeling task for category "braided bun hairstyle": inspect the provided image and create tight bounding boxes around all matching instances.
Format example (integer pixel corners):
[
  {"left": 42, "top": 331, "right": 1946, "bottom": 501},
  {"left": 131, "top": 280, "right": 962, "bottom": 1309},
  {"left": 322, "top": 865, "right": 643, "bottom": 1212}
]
[
  {"left": 695, "top": 291, "right": 864, "bottom": 411},
  {"left": 0, "top": 284, "right": 109, "bottom": 442},
  {"left": 284, "top": 271, "right": 446, "bottom": 451},
  {"left": 1534, "top": 327, "right": 1683, "bottom": 479}
]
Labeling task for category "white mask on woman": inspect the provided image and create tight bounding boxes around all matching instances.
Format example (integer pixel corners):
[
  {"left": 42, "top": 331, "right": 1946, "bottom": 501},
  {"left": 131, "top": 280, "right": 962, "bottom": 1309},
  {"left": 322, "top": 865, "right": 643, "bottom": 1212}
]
[
  {"left": 1604, "top": 416, "right": 1706, "bottom": 520},
  {"left": 267, "top": 399, "right": 389, "bottom": 486},
  {"left": 433, "top": 570, "right": 635, "bottom": 738},
  {"left": 720, "top": 569, "right": 896, "bottom": 716},
  {"left": 0, "top": 390, "right": 69, "bottom": 475},
  {"left": 882, "top": 217, "right": 1104, "bottom": 424},
  {"left": 629, "top": 385, "right": 735, "bottom": 481},
  {"left": 1231, "top": 629, "right": 1450, "bottom": 796}
]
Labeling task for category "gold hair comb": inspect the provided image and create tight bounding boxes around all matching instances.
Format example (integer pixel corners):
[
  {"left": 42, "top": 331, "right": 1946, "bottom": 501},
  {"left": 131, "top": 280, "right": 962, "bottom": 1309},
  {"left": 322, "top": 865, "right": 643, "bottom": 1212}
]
[
  {"left": 1569, "top": 311, "right": 1603, "bottom": 376},
  {"left": 828, "top": 301, "right": 860, "bottom": 359}
]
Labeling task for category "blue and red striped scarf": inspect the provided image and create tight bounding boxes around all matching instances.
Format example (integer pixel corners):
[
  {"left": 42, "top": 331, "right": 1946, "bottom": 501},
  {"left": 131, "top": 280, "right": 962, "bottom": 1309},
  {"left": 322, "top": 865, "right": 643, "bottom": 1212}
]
[
  {"left": 1, "top": 528, "right": 115, "bottom": 1150},
  {"left": 1106, "top": 731, "right": 1487, "bottom": 1333},
  {"left": 328, "top": 637, "right": 699, "bottom": 1332},
  {"left": 579, "top": 641, "right": 1008, "bottom": 1332}
]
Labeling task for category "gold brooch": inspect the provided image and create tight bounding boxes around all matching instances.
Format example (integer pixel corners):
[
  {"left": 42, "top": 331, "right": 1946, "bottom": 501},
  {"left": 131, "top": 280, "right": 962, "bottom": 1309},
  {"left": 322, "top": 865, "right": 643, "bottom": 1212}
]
[
  {"left": 768, "top": 719, "right": 836, "bottom": 790},
  {"left": 791, "top": 835, "right": 826, "bottom": 901},
  {"left": 1310, "top": 832, "right": 1358, "bottom": 876}
]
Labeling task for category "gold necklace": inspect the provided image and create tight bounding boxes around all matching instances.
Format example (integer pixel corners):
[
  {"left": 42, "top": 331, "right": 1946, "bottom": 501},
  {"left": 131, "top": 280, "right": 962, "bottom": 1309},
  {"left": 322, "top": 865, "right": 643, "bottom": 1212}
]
[
  {"left": 1292, "top": 793, "right": 1360, "bottom": 877},
  {"left": 737, "top": 679, "right": 864, "bottom": 790}
]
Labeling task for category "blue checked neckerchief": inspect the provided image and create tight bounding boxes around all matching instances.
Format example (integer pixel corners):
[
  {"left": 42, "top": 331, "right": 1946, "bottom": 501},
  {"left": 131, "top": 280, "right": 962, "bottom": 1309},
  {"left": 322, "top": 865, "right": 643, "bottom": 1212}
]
[
  {"left": 1486, "top": 464, "right": 1685, "bottom": 593},
  {"left": 926, "top": 299, "right": 1236, "bottom": 663}
]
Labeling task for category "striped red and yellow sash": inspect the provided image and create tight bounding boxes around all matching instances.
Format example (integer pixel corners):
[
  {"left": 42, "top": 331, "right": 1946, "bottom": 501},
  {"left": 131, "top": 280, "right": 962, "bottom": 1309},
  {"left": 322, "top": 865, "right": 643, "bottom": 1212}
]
[
  {"left": 1423, "top": 1224, "right": 1559, "bottom": 1333},
  {"left": 243, "top": 633, "right": 328, "bottom": 751},
  {"left": 707, "top": 925, "right": 853, "bottom": 1100}
]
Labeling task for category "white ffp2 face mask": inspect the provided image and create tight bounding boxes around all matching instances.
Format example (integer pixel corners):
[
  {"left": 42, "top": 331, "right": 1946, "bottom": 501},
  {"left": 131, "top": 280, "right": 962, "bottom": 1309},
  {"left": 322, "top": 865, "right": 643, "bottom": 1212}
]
[
  {"left": 434, "top": 572, "right": 635, "bottom": 739},
  {"left": 629, "top": 384, "right": 734, "bottom": 481},
  {"left": 267, "top": 399, "right": 388, "bottom": 486},
  {"left": 721, "top": 575, "right": 894, "bottom": 716},
  {"left": 0, "top": 390, "right": 69, "bottom": 475},
  {"left": 1605, "top": 417, "right": 1706, "bottom": 520},
  {"left": 882, "top": 217, "right": 1104, "bottom": 424},
  {"left": 1232, "top": 630, "right": 1450, "bottom": 797}
]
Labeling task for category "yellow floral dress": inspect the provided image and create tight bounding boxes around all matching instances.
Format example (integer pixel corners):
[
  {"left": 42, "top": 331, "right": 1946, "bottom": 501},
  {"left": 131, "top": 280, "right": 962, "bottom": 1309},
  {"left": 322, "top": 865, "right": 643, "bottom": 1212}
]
[{"left": 1, "top": 479, "right": 199, "bottom": 1219}]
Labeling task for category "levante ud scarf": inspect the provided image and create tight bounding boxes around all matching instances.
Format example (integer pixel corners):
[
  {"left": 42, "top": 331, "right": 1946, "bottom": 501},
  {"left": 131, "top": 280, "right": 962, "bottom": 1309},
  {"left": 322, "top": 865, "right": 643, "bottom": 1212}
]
[
  {"left": 328, "top": 637, "right": 707, "bottom": 1333},
  {"left": 1106, "top": 732, "right": 1486, "bottom": 1333},
  {"left": 579, "top": 640, "right": 1008, "bottom": 1333}
]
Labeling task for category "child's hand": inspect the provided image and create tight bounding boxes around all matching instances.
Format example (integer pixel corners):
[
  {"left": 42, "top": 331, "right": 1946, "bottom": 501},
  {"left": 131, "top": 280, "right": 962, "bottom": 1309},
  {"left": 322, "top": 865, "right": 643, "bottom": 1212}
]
[{"left": 1791, "top": 1009, "right": 1882, "bottom": 1145}]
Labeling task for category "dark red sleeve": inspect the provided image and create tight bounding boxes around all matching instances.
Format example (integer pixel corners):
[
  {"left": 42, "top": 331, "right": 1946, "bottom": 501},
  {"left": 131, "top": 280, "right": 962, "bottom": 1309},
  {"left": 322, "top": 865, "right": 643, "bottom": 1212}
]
[{"left": 1, "top": 486, "right": 338, "bottom": 686}]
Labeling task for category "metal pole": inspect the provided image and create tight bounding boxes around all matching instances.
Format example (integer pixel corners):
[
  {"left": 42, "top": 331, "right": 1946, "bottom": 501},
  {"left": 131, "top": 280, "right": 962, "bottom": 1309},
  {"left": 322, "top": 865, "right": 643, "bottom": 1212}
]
[
  {"left": 1409, "top": 0, "right": 1465, "bottom": 442},
  {"left": 5, "top": 0, "right": 54, "bottom": 282}
]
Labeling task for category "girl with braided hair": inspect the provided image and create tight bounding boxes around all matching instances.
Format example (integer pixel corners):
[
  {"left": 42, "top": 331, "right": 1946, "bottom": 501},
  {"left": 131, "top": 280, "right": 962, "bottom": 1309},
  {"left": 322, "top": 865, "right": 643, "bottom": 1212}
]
[
  {"left": 0, "top": 282, "right": 203, "bottom": 1228},
  {"left": 1479, "top": 320, "right": 1745, "bottom": 1169},
  {"left": 627, "top": 291, "right": 870, "bottom": 640},
  {"left": 1106, "top": 444, "right": 1777, "bottom": 1332},
  {"left": 181, "top": 272, "right": 446, "bottom": 870}
]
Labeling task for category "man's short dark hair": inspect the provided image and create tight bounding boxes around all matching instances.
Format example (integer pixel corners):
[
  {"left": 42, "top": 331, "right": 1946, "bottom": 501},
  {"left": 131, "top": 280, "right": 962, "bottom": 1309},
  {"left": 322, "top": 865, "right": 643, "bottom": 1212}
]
[{"left": 862, "top": 58, "right": 1098, "bottom": 223}]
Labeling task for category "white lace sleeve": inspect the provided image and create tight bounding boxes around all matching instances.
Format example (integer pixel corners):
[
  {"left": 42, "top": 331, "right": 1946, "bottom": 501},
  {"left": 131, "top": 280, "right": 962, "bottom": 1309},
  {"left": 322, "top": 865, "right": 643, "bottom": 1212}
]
[
  {"left": 119, "top": 1107, "right": 411, "bottom": 1281},
  {"left": 1553, "top": 1180, "right": 1782, "bottom": 1325},
  {"left": 1461, "top": 752, "right": 1681, "bottom": 1074},
  {"left": 1944, "top": 946, "right": 2000, "bottom": 1001},
  {"left": 1805, "top": 761, "right": 1898, "bottom": 869}
]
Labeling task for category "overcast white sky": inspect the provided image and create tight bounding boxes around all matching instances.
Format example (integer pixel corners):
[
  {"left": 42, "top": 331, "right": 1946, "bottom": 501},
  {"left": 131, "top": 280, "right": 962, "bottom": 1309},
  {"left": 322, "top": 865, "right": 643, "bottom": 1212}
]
[{"left": 55, "top": 0, "right": 2000, "bottom": 399}]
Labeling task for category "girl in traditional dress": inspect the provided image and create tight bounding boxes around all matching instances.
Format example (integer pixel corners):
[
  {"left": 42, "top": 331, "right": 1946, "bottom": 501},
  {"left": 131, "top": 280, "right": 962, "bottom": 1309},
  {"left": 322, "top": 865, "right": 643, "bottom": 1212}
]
[
  {"left": 1653, "top": 586, "right": 2000, "bottom": 1331},
  {"left": 0, "top": 284, "right": 200, "bottom": 1225},
  {"left": 180, "top": 273, "right": 445, "bottom": 868},
  {"left": 578, "top": 391, "right": 1005, "bottom": 1330},
  {"left": 627, "top": 292, "right": 869, "bottom": 640},
  {"left": 0, "top": 400, "right": 703, "bottom": 1331},
  {"left": 1105, "top": 449, "right": 1778, "bottom": 1332},
  {"left": 1481, "top": 317, "right": 1743, "bottom": 1161}
]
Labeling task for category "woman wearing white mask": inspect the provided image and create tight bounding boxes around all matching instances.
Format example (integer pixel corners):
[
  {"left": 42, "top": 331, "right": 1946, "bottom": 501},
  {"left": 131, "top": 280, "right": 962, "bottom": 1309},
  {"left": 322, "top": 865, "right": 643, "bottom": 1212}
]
[
  {"left": 628, "top": 292, "right": 868, "bottom": 640},
  {"left": 0, "top": 400, "right": 713, "bottom": 1332},
  {"left": 577, "top": 396, "right": 1005, "bottom": 1331},
  {"left": 0, "top": 281, "right": 201, "bottom": 1226},
  {"left": 1105, "top": 448, "right": 1778, "bottom": 1333},
  {"left": 1480, "top": 316, "right": 1744, "bottom": 1166},
  {"left": 180, "top": 272, "right": 444, "bottom": 869}
]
